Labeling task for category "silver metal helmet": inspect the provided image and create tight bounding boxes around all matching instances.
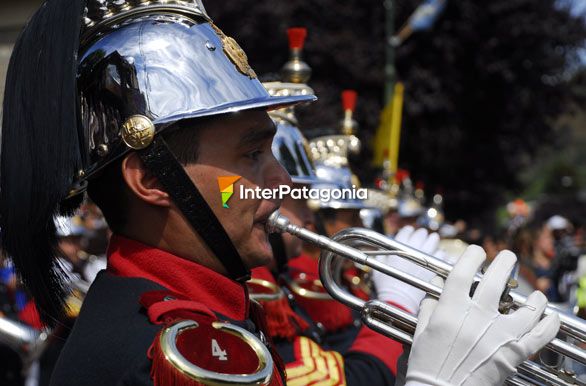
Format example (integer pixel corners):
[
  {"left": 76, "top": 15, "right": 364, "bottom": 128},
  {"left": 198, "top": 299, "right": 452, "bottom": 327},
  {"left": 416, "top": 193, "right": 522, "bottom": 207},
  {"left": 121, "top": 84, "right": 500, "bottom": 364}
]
[
  {"left": 308, "top": 135, "right": 361, "bottom": 169},
  {"left": 265, "top": 82, "right": 319, "bottom": 185},
  {"left": 74, "top": 0, "right": 316, "bottom": 192},
  {"left": 306, "top": 89, "right": 368, "bottom": 210},
  {"left": 396, "top": 171, "right": 424, "bottom": 218},
  {"left": 363, "top": 188, "right": 397, "bottom": 215},
  {"left": 270, "top": 121, "right": 319, "bottom": 186},
  {"left": 309, "top": 163, "right": 369, "bottom": 210},
  {"left": 397, "top": 196, "right": 424, "bottom": 218}
]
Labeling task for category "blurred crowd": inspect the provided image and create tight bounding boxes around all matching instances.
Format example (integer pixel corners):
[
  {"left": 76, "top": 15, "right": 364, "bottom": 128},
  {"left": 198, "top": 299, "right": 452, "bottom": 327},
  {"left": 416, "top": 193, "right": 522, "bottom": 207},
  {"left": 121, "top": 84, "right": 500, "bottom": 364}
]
[
  {"left": 453, "top": 208, "right": 586, "bottom": 310},
  {"left": 489, "top": 214, "right": 585, "bottom": 308},
  {"left": 0, "top": 203, "right": 108, "bottom": 386}
]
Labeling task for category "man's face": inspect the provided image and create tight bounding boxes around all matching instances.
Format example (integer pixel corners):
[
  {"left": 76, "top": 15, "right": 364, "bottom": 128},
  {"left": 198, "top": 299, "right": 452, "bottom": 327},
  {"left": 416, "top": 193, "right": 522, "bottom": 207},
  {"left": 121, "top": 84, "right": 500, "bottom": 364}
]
[
  {"left": 324, "top": 208, "right": 363, "bottom": 237},
  {"left": 183, "top": 111, "right": 291, "bottom": 269},
  {"left": 280, "top": 185, "right": 314, "bottom": 259}
]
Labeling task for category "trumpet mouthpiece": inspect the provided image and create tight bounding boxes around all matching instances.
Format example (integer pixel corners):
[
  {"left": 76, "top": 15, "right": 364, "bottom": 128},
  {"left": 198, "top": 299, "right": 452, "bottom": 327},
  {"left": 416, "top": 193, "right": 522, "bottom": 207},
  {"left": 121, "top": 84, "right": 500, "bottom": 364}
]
[{"left": 266, "top": 211, "right": 290, "bottom": 234}]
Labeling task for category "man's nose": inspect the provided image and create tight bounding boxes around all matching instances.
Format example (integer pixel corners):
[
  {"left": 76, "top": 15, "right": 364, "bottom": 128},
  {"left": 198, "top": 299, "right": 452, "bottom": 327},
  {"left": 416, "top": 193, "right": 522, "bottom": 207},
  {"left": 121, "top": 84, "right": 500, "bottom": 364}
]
[{"left": 266, "top": 159, "right": 292, "bottom": 190}]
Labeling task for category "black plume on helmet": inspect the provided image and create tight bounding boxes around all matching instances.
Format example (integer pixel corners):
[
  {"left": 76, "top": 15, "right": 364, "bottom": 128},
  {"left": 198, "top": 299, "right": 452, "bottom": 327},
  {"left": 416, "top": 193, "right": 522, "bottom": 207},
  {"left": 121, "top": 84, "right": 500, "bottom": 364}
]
[{"left": 1, "top": 0, "right": 86, "bottom": 325}]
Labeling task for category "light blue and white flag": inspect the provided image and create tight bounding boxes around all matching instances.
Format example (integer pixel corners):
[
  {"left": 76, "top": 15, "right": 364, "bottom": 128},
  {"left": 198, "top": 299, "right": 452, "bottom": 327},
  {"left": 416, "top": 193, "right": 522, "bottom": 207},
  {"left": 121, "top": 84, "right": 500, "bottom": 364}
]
[{"left": 408, "top": 0, "right": 447, "bottom": 32}]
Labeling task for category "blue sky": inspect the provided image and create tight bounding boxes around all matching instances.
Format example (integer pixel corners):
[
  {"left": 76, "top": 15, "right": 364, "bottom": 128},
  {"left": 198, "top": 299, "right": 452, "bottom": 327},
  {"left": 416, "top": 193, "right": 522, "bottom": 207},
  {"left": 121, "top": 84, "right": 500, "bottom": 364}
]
[
  {"left": 567, "top": 0, "right": 586, "bottom": 64},
  {"left": 570, "top": 0, "right": 586, "bottom": 15}
]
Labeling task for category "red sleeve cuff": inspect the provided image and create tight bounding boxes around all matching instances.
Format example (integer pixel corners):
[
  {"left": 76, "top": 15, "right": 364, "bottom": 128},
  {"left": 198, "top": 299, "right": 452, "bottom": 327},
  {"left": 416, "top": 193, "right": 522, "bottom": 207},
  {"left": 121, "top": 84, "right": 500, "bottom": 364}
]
[{"left": 347, "top": 325, "right": 403, "bottom": 375}]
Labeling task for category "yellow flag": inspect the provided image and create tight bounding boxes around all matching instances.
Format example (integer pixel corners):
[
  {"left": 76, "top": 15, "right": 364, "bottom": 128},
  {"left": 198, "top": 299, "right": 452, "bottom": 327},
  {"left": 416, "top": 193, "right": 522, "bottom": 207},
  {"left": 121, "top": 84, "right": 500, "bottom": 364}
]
[{"left": 372, "top": 82, "right": 404, "bottom": 175}]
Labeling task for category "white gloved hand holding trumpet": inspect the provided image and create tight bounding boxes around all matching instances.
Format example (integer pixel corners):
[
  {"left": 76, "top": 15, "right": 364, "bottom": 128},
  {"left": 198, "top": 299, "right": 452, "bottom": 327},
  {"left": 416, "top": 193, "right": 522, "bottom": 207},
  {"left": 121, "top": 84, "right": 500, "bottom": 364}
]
[
  {"left": 405, "top": 245, "right": 560, "bottom": 386},
  {"left": 373, "top": 226, "right": 449, "bottom": 314}
]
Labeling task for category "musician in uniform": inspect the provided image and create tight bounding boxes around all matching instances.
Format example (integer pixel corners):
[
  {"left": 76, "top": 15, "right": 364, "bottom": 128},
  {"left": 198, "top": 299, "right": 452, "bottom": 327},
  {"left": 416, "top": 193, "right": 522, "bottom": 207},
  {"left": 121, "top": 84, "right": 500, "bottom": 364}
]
[
  {"left": 249, "top": 31, "right": 411, "bottom": 383},
  {"left": 1, "top": 1, "right": 560, "bottom": 385},
  {"left": 295, "top": 89, "right": 445, "bottom": 334},
  {"left": 1, "top": 1, "right": 317, "bottom": 385}
]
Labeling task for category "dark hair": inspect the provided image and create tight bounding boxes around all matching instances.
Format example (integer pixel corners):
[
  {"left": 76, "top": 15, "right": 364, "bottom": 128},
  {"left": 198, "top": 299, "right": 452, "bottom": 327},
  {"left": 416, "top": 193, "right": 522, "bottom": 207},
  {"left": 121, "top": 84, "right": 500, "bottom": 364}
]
[
  {"left": 162, "top": 119, "right": 202, "bottom": 166},
  {"left": 87, "top": 118, "right": 204, "bottom": 233}
]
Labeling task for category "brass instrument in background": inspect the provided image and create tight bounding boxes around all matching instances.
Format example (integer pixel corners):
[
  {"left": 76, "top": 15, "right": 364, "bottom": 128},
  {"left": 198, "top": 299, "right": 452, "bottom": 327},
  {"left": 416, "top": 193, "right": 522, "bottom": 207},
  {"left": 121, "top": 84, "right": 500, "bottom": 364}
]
[
  {"left": 0, "top": 278, "right": 89, "bottom": 380},
  {"left": 0, "top": 316, "right": 49, "bottom": 378},
  {"left": 267, "top": 211, "right": 586, "bottom": 386}
]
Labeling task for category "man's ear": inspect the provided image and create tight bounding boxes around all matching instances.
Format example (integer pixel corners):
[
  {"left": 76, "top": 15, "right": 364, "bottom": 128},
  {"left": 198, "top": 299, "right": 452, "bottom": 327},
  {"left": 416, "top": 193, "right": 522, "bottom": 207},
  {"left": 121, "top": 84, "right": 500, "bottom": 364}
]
[{"left": 121, "top": 153, "right": 171, "bottom": 207}]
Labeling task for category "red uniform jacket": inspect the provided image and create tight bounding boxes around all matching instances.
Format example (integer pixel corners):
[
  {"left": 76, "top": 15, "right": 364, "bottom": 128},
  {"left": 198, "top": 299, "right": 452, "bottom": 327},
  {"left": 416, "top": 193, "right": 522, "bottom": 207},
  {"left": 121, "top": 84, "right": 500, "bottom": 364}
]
[{"left": 50, "top": 235, "right": 284, "bottom": 386}]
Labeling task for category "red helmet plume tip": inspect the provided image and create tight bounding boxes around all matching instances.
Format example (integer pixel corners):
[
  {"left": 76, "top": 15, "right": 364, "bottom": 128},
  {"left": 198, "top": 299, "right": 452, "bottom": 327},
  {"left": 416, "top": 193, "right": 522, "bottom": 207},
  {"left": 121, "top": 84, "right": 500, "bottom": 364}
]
[
  {"left": 396, "top": 169, "right": 409, "bottom": 182},
  {"left": 287, "top": 27, "right": 307, "bottom": 50},
  {"left": 342, "top": 90, "right": 357, "bottom": 111}
]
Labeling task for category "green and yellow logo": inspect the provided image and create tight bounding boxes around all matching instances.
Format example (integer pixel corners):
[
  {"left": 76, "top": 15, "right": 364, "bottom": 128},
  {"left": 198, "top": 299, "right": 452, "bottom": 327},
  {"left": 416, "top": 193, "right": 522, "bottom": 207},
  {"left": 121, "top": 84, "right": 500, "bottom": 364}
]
[{"left": 217, "top": 176, "right": 241, "bottom": 208}]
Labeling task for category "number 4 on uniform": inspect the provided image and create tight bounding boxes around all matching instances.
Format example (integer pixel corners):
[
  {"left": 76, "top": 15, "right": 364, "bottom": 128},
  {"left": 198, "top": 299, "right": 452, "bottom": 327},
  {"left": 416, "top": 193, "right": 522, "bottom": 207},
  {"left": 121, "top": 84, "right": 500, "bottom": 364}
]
[{"left": 211, "top": 339, "right": 228, "bottom": 361}]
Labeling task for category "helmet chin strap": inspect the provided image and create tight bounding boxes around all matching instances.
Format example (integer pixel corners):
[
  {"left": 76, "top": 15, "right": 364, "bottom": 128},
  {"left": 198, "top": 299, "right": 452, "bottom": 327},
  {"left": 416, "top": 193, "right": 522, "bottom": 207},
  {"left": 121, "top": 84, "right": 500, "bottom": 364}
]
[{"left": 138, "top": 136, "right": 250, "bottom": 282}]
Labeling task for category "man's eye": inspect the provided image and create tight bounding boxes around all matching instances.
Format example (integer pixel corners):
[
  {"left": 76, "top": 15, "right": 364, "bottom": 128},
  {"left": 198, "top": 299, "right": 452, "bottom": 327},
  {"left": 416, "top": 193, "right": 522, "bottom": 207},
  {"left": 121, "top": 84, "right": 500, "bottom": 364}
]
[{"left": 246, "top": 150, "right": 263, "bottom": 161}]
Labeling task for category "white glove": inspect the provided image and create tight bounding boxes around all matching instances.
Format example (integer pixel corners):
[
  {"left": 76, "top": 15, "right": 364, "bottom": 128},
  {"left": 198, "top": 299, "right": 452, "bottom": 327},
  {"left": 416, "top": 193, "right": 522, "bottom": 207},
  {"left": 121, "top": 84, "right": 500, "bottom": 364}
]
[
  {"left": 373, "top": 226, "right": 441, "bottom": 314},
  {"left": 405, "top": 245, "right": 560, "bottom": 386}
]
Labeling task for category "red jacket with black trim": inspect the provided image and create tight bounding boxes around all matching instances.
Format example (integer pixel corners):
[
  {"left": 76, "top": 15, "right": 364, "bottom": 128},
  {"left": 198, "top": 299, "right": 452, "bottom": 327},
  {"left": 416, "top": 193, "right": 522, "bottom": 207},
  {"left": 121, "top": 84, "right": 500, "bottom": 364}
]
[{"left": 50, "top": 235, "right": 285, "bottom": 386}]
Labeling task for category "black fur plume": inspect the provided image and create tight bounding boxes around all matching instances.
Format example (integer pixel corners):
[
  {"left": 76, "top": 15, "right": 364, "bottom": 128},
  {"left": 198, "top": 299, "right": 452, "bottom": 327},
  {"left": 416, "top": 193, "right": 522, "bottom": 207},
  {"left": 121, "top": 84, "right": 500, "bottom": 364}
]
[{"left": 1, "top": 0, "right": 86, "bottom": 326}]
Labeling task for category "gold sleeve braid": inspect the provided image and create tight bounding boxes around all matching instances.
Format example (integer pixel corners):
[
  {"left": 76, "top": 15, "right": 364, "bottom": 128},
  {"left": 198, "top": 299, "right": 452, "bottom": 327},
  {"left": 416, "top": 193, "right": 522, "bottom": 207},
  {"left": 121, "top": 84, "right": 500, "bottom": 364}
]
[{"left": 285, "top": 337, "right": 346, "bottom": 386}]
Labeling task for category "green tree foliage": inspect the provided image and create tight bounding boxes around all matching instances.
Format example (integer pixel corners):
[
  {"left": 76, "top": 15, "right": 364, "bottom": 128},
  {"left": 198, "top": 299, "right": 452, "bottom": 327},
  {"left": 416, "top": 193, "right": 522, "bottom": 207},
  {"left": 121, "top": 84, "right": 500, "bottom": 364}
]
[{"left": 206, "top": 0, "right": 586, "bottom": 224}]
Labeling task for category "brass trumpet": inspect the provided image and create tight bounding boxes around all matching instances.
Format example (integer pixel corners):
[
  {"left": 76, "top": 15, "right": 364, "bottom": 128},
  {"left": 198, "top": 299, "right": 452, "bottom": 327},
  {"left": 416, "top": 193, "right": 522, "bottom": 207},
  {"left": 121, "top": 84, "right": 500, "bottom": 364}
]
[{"left": 267, "top": 211, "right": 586, "bottom": 386}]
